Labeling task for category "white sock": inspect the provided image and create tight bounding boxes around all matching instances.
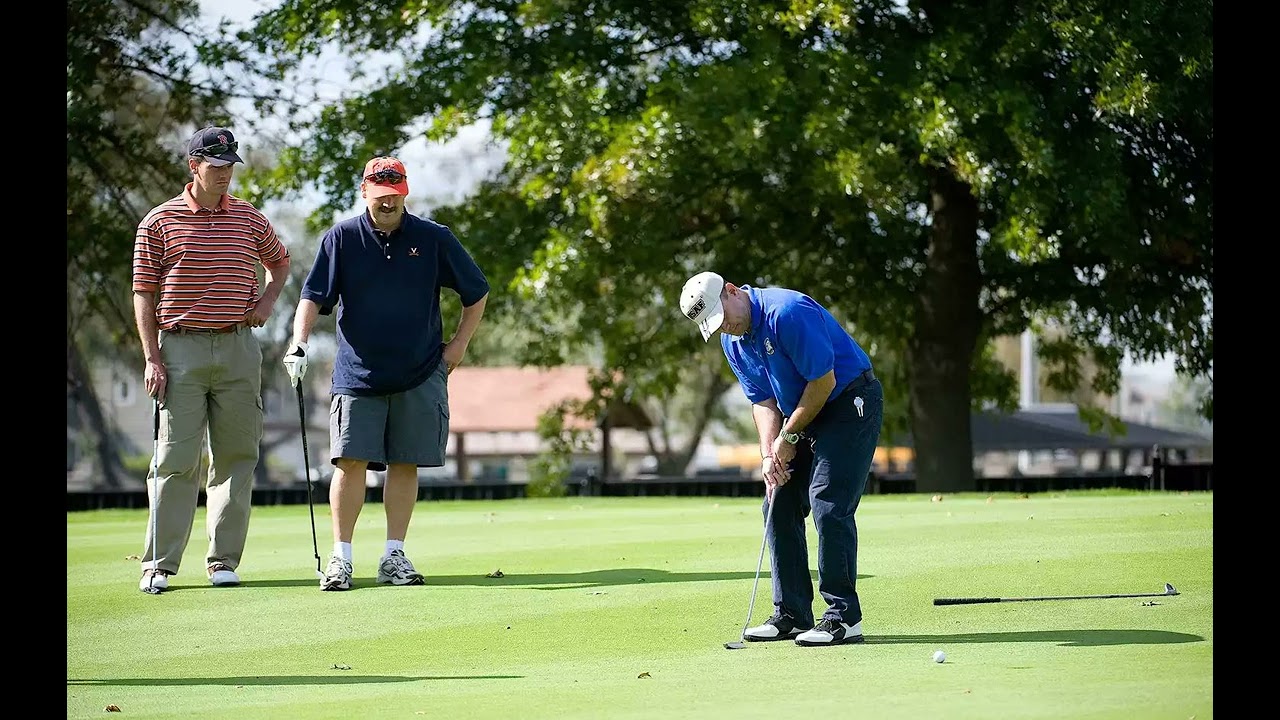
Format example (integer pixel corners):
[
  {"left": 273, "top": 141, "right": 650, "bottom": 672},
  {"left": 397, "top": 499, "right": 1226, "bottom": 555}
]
[
  {"left": 335, "top": 542, "right": 353, "bottom": 563},
  {"left": 386, "top": 539, "right": 405, "bottom": 555}
]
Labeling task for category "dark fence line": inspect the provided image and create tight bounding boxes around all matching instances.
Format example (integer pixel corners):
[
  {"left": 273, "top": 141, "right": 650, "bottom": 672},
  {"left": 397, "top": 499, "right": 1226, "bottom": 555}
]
[{"left": 65, "top": 460, "right": 1211, "bottom": 512}]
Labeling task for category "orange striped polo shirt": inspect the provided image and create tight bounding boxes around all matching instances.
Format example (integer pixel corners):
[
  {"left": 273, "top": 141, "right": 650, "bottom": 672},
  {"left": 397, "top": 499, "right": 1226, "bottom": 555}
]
[{"left": 132, "top": 183, "right": 290, "bottom": 331}]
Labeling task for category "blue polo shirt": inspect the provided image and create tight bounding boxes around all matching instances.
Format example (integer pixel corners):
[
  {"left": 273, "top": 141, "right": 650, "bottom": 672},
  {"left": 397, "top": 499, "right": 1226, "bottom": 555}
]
[
  {"left": 301, "top": 211, "right": 489, "bottom": 396},
  {"left": 721, "top": 286, "right": 872, "bottom": 417}
]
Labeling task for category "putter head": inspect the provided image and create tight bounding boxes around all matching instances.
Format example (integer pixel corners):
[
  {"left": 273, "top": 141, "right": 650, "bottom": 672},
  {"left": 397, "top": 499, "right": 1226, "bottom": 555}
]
[
  {"left": 724, "top": 641, "right": 746, "bottom": 650},
  {"left": 140, "top": 585, "right": 163, "bottom": 595},
  {"left": 1164, "top": 583, "right": 1178, "bottom": 596}
]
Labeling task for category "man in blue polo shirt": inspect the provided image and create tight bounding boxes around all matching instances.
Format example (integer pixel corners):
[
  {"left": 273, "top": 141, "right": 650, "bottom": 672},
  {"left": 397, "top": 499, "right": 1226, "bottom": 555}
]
[
  {"left": 679, "top": 271, "right": 883, "bottom": 646},
  {"left": 283, "top": 156, "right": 489, "bottom": 591}
]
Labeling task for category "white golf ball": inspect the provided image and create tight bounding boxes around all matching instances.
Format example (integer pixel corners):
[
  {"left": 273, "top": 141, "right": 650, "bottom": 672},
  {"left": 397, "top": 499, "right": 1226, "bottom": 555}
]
[{"left": 932, "top": 650, "right": 946, "bottom": 663}]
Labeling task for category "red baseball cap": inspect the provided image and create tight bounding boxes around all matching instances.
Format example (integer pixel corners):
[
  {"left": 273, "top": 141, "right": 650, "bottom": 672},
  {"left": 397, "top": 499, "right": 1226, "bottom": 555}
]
[{"left": 362, "top": 156, "right": 410, "bottom": 198}]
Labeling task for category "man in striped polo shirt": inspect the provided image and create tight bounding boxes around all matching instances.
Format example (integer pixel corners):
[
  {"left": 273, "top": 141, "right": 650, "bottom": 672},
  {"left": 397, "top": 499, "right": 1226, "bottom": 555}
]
[{"left": 131, "top": 126, "right": 291, "bottom": 594}]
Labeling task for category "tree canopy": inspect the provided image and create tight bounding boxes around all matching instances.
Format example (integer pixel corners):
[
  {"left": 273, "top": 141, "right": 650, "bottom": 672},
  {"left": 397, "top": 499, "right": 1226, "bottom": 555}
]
[{"left": 219, "top": 0, "right": 1209, "bottom": 489}]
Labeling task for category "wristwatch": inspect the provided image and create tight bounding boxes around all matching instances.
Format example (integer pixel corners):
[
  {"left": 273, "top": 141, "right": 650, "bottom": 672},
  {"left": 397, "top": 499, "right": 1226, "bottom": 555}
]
[{"left": 780, "top": 431, "right": 801, "bottom": 445}]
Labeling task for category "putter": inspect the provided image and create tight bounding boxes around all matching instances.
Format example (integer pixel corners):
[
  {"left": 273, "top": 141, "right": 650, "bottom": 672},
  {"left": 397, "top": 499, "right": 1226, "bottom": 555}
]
[
  {"left": 295, "top": 382, "right": 323, "bottom": 579},
  {"left": 142, "top": 399, "right": 163, "bottom": 595},
  {"left": 724, "top": 496, "right": 776, "bottom": 650},
  {"left": 933, "top": 582, "right": 1179, "bottom": 606}
]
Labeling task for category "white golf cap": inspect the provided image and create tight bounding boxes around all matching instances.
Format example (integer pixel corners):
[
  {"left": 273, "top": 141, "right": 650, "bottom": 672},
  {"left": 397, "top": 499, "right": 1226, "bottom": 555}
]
[{"left": 680, "top": 271, "right": 726, "bottom": 342}]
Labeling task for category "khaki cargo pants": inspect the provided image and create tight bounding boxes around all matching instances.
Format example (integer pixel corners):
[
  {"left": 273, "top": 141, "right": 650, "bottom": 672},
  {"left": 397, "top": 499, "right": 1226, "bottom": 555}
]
[{"left": 141, "top": 326, "right": 263, "bottom": 576}]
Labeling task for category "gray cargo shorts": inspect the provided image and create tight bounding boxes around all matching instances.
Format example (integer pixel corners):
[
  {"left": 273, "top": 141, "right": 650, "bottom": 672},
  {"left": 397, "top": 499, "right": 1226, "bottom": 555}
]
[{"left": 329, "top": 361, "right": 450, "bottom": 471}]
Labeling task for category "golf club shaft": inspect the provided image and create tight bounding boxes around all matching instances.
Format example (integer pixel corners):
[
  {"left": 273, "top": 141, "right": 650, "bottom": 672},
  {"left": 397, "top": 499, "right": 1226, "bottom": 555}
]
[
  {"left": 295, "top": 383, "right": 321, "bottom": 574},
  {"left": 934, "top": 588, "right": 1177, "bottom": 605},
  {"left": 147, "top": 398, "right": 160, "bottom": 589},
  {"left": 739, "top": 496, "right": 776, "bottom": 639}
]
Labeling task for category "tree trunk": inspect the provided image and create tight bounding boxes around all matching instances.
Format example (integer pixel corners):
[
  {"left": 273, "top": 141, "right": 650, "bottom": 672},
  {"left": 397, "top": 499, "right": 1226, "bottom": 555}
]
[
  {"left": 67, "top": 340, "right": 128, "bottom": 489},
  {"left": 651, "top": 367, "right": 732, "bottom": 476},
  {"left": 907, "top": 165, "right": 983, "bottom": 493}
]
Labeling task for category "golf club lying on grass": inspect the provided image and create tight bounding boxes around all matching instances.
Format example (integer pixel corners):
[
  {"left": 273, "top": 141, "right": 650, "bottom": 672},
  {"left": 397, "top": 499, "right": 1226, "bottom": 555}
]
[
  {"left": 725, "top": 496, "right": 775, "bottom": 650},
  {"left": 933, "top": 582, "right": 1179, "bottom": 606}
]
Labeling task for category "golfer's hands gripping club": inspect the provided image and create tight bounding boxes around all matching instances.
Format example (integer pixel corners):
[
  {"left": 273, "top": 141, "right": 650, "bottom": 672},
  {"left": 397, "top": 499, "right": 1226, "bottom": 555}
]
[
  {"left": 761, "top": 454, "right": 791, "bottom": 500},
  {"left": 283, "top": 341, "right": 308, "bottom": 388},
  {"left": 144, "top": 358, "right": 168, "bottom": 403},
  {"left": 770, "top": 433, "right": 798, "bottom": 466}
]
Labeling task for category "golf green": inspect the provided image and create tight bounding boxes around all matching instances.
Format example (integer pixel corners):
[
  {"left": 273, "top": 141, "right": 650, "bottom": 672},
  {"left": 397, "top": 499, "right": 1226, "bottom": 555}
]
[{"left": 67, "top": 491, "right": 1212, "bottom": 719}]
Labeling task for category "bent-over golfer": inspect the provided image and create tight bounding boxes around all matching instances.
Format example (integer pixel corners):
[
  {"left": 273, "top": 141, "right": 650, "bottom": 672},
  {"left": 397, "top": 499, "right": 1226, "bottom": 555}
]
[{"left": 679, "top": 271, "right": 883, "bottom": 646}]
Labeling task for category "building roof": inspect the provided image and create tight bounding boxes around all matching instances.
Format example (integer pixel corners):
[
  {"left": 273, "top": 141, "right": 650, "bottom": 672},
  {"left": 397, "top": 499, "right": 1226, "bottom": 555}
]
[
  {"left": 1005, "top": 407, "right": 1211, "bottom": 450},
  {"left": 446, "top": 366, "right": 653, "bottom": 434},
  {"left": 892, "top": 407, "right": 1212, "bottom": 451}
]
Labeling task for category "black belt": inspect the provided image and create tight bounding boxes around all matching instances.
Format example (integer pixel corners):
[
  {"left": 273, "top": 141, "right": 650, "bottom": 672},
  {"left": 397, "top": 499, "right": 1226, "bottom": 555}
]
[
  {"left": 794, "top": 369, "right": 877, "bottom": 440},
  {"left": 839, "top": 368, "right": 876, "bottom": 397},
  {"left": 167, "top": 324, "right": 243, "bottom": 335}
]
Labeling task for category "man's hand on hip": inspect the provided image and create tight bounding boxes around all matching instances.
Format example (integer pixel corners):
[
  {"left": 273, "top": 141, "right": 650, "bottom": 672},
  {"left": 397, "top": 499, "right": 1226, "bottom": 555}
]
[{"left": 442, "top": 339, "right": 468, "bottom": 374}]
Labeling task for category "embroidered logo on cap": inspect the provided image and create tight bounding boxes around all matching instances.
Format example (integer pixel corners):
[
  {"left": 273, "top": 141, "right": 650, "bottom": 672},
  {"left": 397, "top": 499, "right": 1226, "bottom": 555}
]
[{"left": 685, "top": 297, "right": 706, "bottom": 321}]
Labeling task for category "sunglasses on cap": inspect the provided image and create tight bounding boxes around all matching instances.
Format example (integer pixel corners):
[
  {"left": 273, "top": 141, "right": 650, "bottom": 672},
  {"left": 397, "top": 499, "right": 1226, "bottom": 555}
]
[
  {"left": 189, "top": 141, "right": 239, "bottom": 157},
  {"left": 365, "top": 168, "right": 407, "bottom": 184}
]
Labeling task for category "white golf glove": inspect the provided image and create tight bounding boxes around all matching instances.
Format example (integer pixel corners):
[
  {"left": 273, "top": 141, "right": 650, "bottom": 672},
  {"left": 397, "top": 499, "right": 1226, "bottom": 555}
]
[{"left": 283, "top": 342, "right": 308, "bottom": 387}]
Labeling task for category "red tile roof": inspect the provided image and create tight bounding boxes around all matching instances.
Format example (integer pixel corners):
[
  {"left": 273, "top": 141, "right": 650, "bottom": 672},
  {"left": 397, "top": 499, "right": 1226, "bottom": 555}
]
[{"left": 446, "top": 366, "right": 651, "bottom": 433}]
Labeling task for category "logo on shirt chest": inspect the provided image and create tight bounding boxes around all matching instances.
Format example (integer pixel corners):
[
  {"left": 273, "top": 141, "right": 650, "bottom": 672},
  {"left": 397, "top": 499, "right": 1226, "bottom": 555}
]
[
  {"left": 409, "top": 247, "right": 420, "bottom": 257},
  {"left": 764, "top": 339, "right": 775, "bottom": 355}
]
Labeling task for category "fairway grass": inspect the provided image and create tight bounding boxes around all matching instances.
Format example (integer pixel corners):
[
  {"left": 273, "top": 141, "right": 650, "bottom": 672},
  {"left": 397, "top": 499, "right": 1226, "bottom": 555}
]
[{"left": 67, "top": 491, "right": 1212, "bottom": 719}]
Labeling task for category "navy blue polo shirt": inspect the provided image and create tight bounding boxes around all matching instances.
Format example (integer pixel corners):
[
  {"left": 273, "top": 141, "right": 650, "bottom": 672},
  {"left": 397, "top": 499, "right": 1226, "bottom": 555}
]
[
  {"left": 300, "top": 211, "right": 489, "bottom": 396},
  {"left": 721, "top": 286, "right": 872, "bottom": 417}
]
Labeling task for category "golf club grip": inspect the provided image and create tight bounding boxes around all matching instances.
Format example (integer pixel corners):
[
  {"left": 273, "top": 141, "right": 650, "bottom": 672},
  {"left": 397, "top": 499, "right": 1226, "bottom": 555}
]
[
  {"left": 295, "top": 385, "right": 310, "bottom": 451},
  {"left": 933, "top": 597, "right": 1002, "bottom": 605},
  {"left": 153, "top": 400, "right": 160, "bottom": 439}
]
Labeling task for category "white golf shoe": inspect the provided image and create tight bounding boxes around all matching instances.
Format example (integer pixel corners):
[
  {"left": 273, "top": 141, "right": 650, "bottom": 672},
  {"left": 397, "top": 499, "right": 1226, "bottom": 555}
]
[
  {"left": 744, "top": 612, "right": 812, "bottom": 642},
  {"left": 207, "top": 562, "right": 241, "bottom": 587},
  {"left": 139, "top": 568, "right": 170, "bottom": 593},
  {"left": 795, "top": 617, "right": 864, "bottom": 646}
]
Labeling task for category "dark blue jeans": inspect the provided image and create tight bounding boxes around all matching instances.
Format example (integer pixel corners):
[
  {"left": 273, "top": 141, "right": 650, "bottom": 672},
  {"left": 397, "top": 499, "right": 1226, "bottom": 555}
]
[{"left": 766, "top": 377, "right": 884, "bottom": 626}]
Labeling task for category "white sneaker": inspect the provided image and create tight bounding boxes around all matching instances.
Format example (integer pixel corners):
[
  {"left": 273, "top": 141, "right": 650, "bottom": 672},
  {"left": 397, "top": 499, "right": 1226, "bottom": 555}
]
[
  {"left": 139, "top": 568, "right": 170, "bottom": 593},
  {"left": 795, "top": 618, "right": 864, "bottom": 646},
  {"left": 376, "top": 550, "right": 425, "bottom": 585},
  {"left": 207, "top": 562, "right": 241, "bottom": 587},
  {"left": 321, "top": 554, "right": 353, "bottom": 591}
]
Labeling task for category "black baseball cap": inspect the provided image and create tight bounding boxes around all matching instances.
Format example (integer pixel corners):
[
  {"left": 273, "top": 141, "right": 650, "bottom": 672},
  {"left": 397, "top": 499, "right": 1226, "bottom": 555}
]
[{"left": 187, "top": 126, "right": 244, "bottom": 166}]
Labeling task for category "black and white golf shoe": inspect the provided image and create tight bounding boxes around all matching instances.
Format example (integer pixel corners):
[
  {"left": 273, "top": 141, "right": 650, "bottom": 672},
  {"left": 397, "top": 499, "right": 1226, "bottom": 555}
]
[
  {"left": 794, "top": 617, "right": 864, "bottom": 646},
  {"left": 744, "top": 612, "right": 813, "bottom": 642}
]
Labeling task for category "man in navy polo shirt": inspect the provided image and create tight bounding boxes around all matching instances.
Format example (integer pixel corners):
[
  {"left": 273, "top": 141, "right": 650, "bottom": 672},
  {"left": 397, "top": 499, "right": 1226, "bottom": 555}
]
[
  {"left": 283, "top": 156, "right": 489, "bottom": 591},
  {"left": 679, "top": 271, "right": 883, "bottom": 646}
]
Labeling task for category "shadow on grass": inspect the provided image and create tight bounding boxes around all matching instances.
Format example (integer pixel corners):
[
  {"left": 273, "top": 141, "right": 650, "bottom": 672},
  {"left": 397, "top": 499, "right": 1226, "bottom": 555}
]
[
  {"left": 868, "top": 630, "right": 1203, "bottom": 647},
  {"left": 216, "top": 569, "right": 871, "bottom": 591},
  {"left": 68, "top": 674, "right": 521, "bottom": 687}
]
